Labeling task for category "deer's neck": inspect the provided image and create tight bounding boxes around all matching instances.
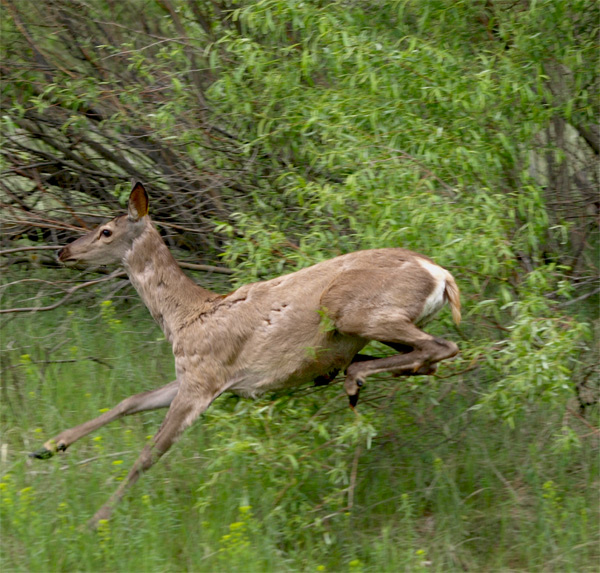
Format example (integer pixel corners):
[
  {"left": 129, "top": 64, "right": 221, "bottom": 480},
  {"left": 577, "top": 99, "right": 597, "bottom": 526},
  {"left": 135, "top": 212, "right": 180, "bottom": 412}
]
[{"left": 123, "top": 222, "right": 216, "bottom": 342}]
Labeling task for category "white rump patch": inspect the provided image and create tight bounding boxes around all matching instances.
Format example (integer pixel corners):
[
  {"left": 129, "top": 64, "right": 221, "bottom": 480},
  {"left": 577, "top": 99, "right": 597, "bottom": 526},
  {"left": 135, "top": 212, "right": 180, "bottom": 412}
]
[{"left": 416, "top": 259, "right": 448, "bottom": 325}]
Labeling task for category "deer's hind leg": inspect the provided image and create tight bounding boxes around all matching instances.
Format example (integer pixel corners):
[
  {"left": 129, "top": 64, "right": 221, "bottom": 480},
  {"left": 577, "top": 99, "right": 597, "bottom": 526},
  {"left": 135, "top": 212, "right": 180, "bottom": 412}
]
[
  {"left": 337, "top": 317, "right": 458, "bottom": 406},
  {"left": 320, "top": 267, "right": 457, "bottom": 404},
  {"left": 30, "top": 379, "right": 179, "bottom": 459},
  {"left": 313, "top": 354, "right": 385, "bottom": 387}
]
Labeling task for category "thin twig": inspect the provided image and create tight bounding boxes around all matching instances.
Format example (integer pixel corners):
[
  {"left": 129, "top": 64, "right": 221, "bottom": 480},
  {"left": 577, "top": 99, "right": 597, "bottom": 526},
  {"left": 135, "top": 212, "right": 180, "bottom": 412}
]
[
  {"left": 62, "top": 450, "right": 134, "bottom": 469},
  {"left": 347, "top": 445, "right": 362, "bottom": 510},
  {"left": 0, "top": 245, "right": 61, "bottom": 255},
  {"left": 0, "top": 356, "right": 113, "bottom": 371},
  {"left": 26, "top": 451, "right": 135, "bottom": 475},
  {"left": 178, "top": 261, "right": 233, "bottom": 274},
  {"left": 0, "top": 270, "right": 125, "bottom": 313},
  {"left": 566, "top": 407, "right": 600, "bottom": 434},
  {"left": 559, "top": 287, "right": 600, "bottom": 307}
]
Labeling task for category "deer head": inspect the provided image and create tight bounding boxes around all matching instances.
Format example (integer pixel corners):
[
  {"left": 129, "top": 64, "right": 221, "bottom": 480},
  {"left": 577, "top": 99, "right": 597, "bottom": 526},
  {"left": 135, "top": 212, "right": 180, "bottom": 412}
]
[{"left": 58, "top": 182, "right": 149, "bottom": 266}]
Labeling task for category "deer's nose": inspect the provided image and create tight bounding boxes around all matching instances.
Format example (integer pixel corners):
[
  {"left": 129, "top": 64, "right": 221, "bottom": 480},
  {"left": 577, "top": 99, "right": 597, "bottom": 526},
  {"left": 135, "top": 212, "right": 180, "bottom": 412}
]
[{"left": 57, "top": 247, "right": 68, "bottom": 262}]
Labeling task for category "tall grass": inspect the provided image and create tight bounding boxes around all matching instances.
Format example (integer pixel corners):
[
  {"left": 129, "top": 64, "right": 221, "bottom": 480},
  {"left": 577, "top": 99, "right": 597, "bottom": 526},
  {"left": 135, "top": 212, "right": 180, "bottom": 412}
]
[{"left": 1, "top": 293, "right": 598, "bottom": 572}]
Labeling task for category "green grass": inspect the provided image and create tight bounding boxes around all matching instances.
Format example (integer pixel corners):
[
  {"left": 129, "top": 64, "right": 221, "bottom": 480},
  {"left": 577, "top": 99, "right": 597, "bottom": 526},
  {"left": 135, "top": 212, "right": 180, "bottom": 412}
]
[{"left": 1, "top": 297, "right": 598, "bottom": 572}]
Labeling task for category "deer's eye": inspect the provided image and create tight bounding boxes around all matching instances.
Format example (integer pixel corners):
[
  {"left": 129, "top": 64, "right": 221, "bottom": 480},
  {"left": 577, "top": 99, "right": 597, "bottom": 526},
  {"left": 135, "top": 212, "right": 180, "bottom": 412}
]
[{"left": 101, "top": 229, "right": 112, "bottom": 238}]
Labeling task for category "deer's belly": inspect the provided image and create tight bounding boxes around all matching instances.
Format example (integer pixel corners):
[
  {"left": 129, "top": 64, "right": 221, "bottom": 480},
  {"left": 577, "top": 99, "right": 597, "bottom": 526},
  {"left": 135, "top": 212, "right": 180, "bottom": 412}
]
[{"left": 225, "top": 334, "right": 366, "bottom": 398}]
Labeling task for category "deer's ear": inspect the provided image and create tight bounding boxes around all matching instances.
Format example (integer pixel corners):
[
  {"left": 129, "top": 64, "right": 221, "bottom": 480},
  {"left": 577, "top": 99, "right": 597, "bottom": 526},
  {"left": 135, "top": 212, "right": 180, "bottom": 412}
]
[{"left": 128, "top": 182, "right": 149, "bottom": 221}]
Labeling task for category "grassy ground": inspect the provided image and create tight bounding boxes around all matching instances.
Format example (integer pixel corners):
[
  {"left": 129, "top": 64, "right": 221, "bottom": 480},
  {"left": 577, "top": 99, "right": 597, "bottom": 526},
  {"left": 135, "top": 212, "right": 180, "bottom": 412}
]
[{"left": 1, "top": 292, "right": 598, "bottom": 572}]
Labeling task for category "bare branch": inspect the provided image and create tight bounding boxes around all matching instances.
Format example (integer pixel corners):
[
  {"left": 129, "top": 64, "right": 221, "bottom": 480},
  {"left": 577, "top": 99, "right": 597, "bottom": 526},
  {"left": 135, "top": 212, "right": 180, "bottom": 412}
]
[
  {"left": 0, "top": 270, "right": 125, "bottom": 314},
  {"left": 0, "top": 246, "right": 61, "bottom": 255},
  {"left": 178, "top": 261, "right": 233, "bottom": 274}
]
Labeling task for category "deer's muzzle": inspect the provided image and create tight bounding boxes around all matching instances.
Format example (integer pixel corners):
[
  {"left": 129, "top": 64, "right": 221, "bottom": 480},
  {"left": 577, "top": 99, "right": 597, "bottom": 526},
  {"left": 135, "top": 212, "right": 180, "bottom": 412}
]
[{"left": 57, "top": 246, "right": 77, "bottom": 264}]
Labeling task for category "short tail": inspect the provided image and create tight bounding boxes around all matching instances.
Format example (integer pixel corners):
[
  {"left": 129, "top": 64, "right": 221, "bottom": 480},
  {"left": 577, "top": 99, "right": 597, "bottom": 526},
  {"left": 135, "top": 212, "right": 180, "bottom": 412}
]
[{"left": 444, "top": 274, "right": 461, "bottom": 325}]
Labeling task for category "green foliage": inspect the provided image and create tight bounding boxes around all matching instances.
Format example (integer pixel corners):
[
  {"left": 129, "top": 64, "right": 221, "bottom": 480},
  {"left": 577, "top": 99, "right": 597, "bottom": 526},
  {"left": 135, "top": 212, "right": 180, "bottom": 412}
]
[
  {"left": 1, "top": 297, "right": 598, "bottom": 571},
  {"left": 478, "top": 267, "right": 591, "bottom": 425}
]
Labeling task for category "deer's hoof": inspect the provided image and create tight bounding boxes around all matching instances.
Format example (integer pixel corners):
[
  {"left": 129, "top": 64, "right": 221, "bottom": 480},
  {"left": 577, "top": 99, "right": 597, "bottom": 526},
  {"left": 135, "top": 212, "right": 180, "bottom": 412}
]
[
  {"left": 415, "top": 363, "right": 438, "bottom": 376},
  {"left": 29, "top": 447, "right": 54, "bottom": 460},
  {"left": 29, "top": 441, "right": 66, "bottom": 459},
  {"left": 344, "top": 374, "right": 365, "bottom": 409},
  {"left": 314, "top": 368, "right": 339, "bottom": 387}
]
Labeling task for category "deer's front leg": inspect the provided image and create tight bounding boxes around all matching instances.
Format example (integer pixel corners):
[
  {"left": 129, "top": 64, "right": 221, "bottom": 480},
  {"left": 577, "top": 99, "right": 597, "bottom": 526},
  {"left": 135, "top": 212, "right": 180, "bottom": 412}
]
[
  {"left": 30, "top": 380, "right": 179, "bottom": 459},
  {"left": 88, "top": 385, "right": 214, "bottom": 529}
]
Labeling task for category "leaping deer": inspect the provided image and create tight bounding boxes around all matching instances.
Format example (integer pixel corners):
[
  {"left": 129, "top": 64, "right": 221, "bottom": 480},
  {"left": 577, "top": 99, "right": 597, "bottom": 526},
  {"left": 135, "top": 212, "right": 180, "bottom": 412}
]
[{"left": 32, "top": 182, "right": 460, "bottom": 528}]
